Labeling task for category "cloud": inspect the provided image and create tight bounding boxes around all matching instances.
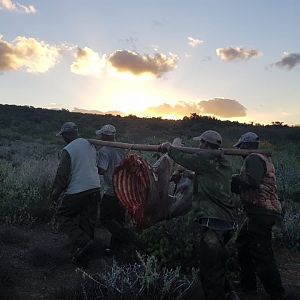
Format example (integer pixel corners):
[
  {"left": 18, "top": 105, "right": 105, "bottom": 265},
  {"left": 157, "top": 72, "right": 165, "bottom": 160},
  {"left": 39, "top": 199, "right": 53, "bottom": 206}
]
[
  {"left": 0, "top": 35, "right": 61, "bottom": 73},
  {"left": 216, "top": 47, "right": 261, "bottom": 61},
  {"left": 0, "top": 0, "right": 37, "bottom": 13},
  {"left": 72, "top": 107, "right": 124, "bottom": 116},
  {"left": 144, "top": 102, "right": 199, "bottom": 117},
  {"left": 70, "top": 47, "right": 105, "bottom": 77},
  {"left": 198, "top": 98, "right": 247, "bottom": 117},
  {"left": 272, "top": 52, "right": 300, "bottom": 70},
  {"left": 187, "top": 37, "right": 204, "bottom": 47},
  {"left": 143, "top": 98, "right": 247, "bottom": 118},
  {"left": 108, "top": 50, "right": 178, "bottom": 78}
]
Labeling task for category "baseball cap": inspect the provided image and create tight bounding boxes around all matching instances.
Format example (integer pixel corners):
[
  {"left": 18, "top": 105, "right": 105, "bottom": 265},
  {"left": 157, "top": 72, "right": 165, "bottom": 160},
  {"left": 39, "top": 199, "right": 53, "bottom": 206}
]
[
  {"left": 95, "top": 124, "right": 116, "bottom": 136},
  {"left": 56, "top": 122, "right": 78, "bottom": 136},
  {"left": 193, "top": 130, "right": 222, "bottom": 146},
  {"left": 233, "top": 132, "right": 259, "bottom": 148}
]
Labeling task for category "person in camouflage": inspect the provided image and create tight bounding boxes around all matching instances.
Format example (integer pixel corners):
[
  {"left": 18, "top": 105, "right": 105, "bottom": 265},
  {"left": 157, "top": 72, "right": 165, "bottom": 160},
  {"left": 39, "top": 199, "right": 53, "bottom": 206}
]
[
  {"left": 160, "top": 130, "right": 237, "bottom": 300},
  {"left": 232, "top": 132, "right": 286, "bottom": 300}
]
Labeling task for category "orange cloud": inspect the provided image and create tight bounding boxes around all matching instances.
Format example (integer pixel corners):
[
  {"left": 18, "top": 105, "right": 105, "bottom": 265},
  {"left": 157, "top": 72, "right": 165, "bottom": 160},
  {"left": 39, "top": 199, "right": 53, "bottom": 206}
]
[
  {"left": 142, "top": 98, "right": 247, "bottom": 118},
  {"left": 108, "top": 50, "right": 178, "bottom": 78},
  {"left": 0, "top": 35, "right": 60, "bottom": 73},
  {"left": 70, "top": 47, "right": 105, "bottom": 77},
  {"left": 199, "top": 98, "right": 247, "bottom": 117}
]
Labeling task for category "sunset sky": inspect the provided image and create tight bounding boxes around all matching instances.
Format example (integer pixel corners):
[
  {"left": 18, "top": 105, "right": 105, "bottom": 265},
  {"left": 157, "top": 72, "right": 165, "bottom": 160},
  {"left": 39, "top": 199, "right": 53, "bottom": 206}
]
[{"left": 1, "top": 0, "right": 299, "bottom": 124}]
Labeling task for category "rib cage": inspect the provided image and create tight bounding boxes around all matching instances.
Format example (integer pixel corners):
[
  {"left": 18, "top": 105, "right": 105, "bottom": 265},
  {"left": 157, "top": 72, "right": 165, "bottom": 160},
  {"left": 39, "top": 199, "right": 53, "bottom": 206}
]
[{"left": 113, "top": 154, "right": 155, "bottom": 228}]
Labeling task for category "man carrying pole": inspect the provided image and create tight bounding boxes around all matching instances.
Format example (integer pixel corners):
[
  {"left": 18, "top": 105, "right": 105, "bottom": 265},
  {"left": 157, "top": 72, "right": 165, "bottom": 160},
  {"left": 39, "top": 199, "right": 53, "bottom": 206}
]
[
  {"left": 159, "top": 130, "right": 237, "bottom": 300},
  {"left": 231, "top": 132, "right": 286, "bottom": 300},
  {"left": 49, "top": 122, "right": 101, "bottom": 266},
  {"left": 96, "top": 124, "right": 134, "bottom": 251}
]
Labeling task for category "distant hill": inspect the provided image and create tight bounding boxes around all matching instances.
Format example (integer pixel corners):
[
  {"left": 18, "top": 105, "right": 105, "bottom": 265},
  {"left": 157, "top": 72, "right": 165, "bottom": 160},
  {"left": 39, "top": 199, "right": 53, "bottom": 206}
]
[{"left": 0, "top": 104, "right": 299, "bottom": 147}]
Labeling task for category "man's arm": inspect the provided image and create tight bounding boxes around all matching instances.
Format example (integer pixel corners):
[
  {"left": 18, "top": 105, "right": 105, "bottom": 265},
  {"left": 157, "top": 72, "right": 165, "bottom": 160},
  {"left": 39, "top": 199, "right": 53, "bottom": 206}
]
[
  {"left": 168, "top": 146, "right": 214, "bottom": 173},
  {"left": 97, "top": 150, "right": 109, "bottom": 175},
  {"left": 49, "top": 150, "right": 71, "bottom": 205}
]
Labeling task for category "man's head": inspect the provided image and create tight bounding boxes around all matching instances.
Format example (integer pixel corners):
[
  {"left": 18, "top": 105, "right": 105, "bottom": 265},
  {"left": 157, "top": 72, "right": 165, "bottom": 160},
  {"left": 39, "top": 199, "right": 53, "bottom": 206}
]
[
  {"left": 234, "top": 132, "right": 259, "bottom": 149},
  {"left": 56, "top": 122, "right": 78, "bottom": 144},
  {"left": 193, "top": 130, "right": 222, "bottom": 149},
  {"left": 96, "top": 124, "right": 116, "bottom": 141}
]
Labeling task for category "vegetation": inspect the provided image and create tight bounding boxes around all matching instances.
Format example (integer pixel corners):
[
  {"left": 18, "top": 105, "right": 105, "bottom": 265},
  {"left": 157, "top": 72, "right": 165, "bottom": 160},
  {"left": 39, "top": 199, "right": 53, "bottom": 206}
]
[
  {"left": 55, "top": 253, "right": 199, "bottom": 300},
  {"left": 0, "top": 104, "right": 300, "bottom": 298}
]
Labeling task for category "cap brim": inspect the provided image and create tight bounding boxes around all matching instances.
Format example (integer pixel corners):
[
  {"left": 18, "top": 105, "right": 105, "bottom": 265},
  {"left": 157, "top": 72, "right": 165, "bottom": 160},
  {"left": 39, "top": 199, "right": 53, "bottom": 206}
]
[
  {"left": 56, "top": 131, "right": 63, "bottom": 136},
  {"left": 192, "top": 136, "right": 202, "bottom": 141},
  {"left": 99, "top": 132, "right": 116, "bottom": 136},
  {"left": 233, "top": 141, "right": 242, "bottom": 148}
]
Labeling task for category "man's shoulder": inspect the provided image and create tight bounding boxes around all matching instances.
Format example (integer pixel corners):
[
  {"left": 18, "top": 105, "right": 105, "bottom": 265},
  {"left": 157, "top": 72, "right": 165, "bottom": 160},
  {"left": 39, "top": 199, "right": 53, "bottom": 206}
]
[
  {"left": 246, "top": 153, "right": 266, "bottom": 164},
  {"left": 99, "top": 146, "right": 124, "bottom": 155}
]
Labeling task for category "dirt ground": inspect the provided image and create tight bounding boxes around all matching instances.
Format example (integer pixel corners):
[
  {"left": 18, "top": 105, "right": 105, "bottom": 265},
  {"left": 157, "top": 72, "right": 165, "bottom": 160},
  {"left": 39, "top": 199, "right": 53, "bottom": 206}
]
[{"left": 0, "top": 224, "right": 300, "bottom": 300}]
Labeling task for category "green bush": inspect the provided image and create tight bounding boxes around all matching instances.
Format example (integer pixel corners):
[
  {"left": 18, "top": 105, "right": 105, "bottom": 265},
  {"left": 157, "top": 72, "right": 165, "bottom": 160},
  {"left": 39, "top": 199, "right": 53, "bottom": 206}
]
[
  {"left": 0, "top": 141, "right": 58, "bottom": 225},
  {"left": 139, "top": 216, "right": 202, "bottom": 270}
]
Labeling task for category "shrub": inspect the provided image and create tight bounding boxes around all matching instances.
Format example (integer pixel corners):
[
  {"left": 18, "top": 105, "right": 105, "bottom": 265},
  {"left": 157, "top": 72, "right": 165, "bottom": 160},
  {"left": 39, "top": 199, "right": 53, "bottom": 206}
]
[
  {"left": 274, "top": 200, "right": 300, "bottom": 250},
  {"left": 56, "top": 253, "right": 199, "bottom": 300},
  {"left": 139, "top": 216, "right": 202, "bottom": 270},
  {"left": 0, "top": 140, "right": 58, "bottom": 225}
]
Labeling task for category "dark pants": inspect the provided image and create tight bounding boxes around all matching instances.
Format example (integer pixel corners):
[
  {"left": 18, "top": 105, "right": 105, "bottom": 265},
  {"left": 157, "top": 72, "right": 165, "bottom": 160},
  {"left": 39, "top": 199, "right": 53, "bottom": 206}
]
[
  {"left": 100, "top": 194, "right": 134, "bottom": 245},
  {"left": 199, "top": 226, "right": 232, "bottom": 300},
  {"left": 56, "top": 190, "right": 100, "bottom": 248},
  {"left": 236, "top": 215, "right": 285, "bottom": 299}
]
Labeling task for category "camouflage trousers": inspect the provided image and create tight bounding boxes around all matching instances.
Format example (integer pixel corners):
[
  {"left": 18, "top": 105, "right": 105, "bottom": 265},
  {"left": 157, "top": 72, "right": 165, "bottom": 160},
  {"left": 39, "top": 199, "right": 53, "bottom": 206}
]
[
  {"left": 236, "top": 215, "right": 285, "bottom": 299},
  {"left": 199, "top": 226, "right": 233, "bottom": 300},
  {"left": 56, "top": 189, "right": 100, "bottom": 248}
]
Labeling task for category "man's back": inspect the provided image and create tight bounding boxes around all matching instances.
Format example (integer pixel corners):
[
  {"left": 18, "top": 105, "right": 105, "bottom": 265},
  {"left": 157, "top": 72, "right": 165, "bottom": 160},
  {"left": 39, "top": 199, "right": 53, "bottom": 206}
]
[
  {"left": 168, "top": 147, "right": 235, "bottom": 222},
  {"left": 64, "top": 138, "right": 100, "bottom": 194}
]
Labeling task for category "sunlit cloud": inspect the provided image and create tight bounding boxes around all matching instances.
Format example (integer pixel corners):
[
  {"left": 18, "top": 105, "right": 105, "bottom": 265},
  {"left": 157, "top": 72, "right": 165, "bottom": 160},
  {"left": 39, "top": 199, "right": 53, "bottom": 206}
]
[
  {"left": 144, "top": 101, "right": 199, "bottom": 118},
  {"left": 272, "top": 52, "right": 300, "bottom": 70},
  {"left": 0, "top": 35, "right": 61, "bottom": 73},
  {"left": 142, "top": 98, "right": 247, "bottom": 118},
  {"left": 107, "top": 50, "right": 178, "bottom": 78},
  {"left": 70, "top": 47, "right": 106, "bottom": 77},
  {"left": 0, "top": 0, "right": 37, "bottom": 13},
  {"left": 198, "top": 98, "right": 247, "bottom": 117},
  {"left": 187, "top": 37, "right": 204, "bottom": 47},
  {"left": 216, "top": 47, "right": 261, "bottom": 61}
]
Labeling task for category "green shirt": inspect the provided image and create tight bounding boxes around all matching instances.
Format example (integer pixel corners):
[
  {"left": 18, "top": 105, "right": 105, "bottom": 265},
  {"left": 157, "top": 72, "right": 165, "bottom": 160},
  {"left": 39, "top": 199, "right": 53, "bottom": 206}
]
[{"left": 168, "top": 146, "right": 235, "bottom": 222}]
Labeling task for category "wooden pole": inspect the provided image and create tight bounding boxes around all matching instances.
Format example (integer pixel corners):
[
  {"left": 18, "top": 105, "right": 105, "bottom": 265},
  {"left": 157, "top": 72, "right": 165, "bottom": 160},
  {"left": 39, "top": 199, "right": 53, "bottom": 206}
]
[{"left": 88, "top": 139, "right": 272, "bottom": 157}]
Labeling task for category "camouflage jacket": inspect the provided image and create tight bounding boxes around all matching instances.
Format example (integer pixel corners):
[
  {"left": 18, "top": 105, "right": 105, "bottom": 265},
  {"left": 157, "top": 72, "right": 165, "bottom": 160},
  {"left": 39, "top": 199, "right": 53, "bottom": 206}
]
[{"left": 168, "top": 147, "right": 235, "bottom": 223}]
